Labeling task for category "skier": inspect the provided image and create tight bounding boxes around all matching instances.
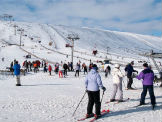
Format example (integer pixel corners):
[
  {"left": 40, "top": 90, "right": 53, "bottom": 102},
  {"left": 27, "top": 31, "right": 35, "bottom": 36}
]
[
  {"left": 75, "top": 63, "right": 80, "bottom": 77},
  {"left": 125, "top": 61, "right": 138, "bottom": 89},
  {"left": 105, "top": 65, "right": 111, "bottom": 78},
  {"left": 10, "top": 61, "right": 14, "bottom": 74},
  {"left": 110, "top": 64, "right": 124, "bottom": 102},
  {"left": 13, "top": 61, "right": 21, "bottom": 86},
  {"left": 107, "top": 65, "right": 111, "bottom": 75},
  {"left": 59, "top": 65, "right": 64, "bottom": 78},
  {"left": 89, "top": 63, "right": 93, "bottom": 71},
  {"left": 55, "top": 63, "right": 59, "bottom": 74},
  {"left": 2, "top": 57, "right": 4, "bottom": 62},
  {"left": 33, "top": 62, "right": 38, "bottom": 73},
  {"left": 48, "top": 64, "right": 52, "bottom": 75},
  {"left": 43, "top": 62, "right": 47, "bottom": 73},
  {"left": 136, "top": 63, "right": 156, "bottom": 109},
  {"left": 63, "top": 62, "right": 68, "bottom": 76},
  {"left": 85, "top": 64, "right": 106, "bottom": 119},
  {"left": 28, "top": 61, "right": 32, "bottom": 71},
  {"left": 82, "top": 63, "right": 88, "bottom": 75},
  {"left": 70, "top": 62, "right": 73, "bottom": 71}
]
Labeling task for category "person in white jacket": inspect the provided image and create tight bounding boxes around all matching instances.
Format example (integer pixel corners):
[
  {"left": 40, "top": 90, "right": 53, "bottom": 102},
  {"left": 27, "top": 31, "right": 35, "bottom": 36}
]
[
  {"left": 85, "top": 64, "right": 106, "bottom": 119},
  {"left": 110, "top": 64, "right": 124, "bottom": 102}
]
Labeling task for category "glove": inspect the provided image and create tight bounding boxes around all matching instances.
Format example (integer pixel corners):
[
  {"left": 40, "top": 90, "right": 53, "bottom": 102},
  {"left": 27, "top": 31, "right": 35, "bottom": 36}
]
[
  {"left": 136, "top": 71, "right": 138, "bottom": 74},
  {"left": 102, "top": 87, "right": 106, "bottom": 91},
  {"left": 85, "top": 89, "right": 88, "bottom": 92}
]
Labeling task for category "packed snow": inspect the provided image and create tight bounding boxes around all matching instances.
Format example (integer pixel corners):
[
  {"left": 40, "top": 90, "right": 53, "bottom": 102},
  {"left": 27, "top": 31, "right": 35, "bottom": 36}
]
[{"left": 0, "top": 71, "right": 162, "bottom": 122}]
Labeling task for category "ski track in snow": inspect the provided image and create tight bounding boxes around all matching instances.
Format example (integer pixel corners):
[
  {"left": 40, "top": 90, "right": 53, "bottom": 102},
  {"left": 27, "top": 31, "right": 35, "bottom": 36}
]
[{"left": 0, "top": 72, "right": 162, "bottom": 122}]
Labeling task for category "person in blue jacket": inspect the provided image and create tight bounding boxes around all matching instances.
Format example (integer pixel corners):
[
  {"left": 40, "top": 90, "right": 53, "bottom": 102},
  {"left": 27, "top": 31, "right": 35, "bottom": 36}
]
[
  {"left": 125, "top": 61, "right": 138, "bottom": 89},
  {"left": 85, "top": 64, "right": 106, "bottom": 119},
  {"left": 13, "top": 61, "right": 21, "bottom": 86}
]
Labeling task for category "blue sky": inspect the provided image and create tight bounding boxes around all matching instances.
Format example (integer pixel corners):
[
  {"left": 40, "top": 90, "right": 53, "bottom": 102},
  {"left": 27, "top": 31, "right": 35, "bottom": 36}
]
[{"left": 0, "top": 0, "right": 161, "bottom": 37}]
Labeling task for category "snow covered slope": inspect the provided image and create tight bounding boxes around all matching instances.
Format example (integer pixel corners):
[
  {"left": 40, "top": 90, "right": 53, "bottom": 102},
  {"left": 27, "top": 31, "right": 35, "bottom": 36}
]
[
  {"left": 0, "top": 21, "right": 162, "bottom": 122},
  {"left": 0, "top": 20, "right": 162, "bottom": 69}
]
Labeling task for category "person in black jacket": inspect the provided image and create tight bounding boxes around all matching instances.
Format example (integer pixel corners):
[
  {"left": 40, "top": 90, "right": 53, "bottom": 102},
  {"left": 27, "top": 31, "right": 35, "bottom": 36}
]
[
  {"left": 63, "top": 63, "right": 68, "bottom": 77},
  {"left": 125, "top": 61, "right": 138, "bottom": 89}
]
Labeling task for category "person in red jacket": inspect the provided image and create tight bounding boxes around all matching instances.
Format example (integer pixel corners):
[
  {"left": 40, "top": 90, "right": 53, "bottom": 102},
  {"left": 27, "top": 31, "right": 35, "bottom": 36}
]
[{"left": 48, "top": 64, "right": 52, "bottom": 75}]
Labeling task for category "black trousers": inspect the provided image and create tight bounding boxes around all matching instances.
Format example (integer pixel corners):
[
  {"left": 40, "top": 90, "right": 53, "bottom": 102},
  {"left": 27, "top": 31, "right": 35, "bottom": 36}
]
[
  {"left": 127, "top": 75, "right": 133, "bottom": 88},
  {"left": 140, "top": 85, "right": 156, "bottom": 105},
  {"left": 75, "top": 70, "right": 79, "bottom": 77},
  {"left": 64, "top": 69, "right": 67, "bottom": 76},
  {"left": 87, "top": 91, "right": 101, "bottom": 115}
]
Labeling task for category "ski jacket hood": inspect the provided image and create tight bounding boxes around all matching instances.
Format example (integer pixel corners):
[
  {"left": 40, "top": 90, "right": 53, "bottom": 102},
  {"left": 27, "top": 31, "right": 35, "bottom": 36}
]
[{"left": 85, "top": 69, "right": 104, "bottom": 91}]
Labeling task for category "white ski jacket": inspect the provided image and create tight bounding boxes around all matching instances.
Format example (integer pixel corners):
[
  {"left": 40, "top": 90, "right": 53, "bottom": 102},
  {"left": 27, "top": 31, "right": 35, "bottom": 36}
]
[
  {"left": 112, "top": 67, "right": 124, "bottom": 84},
  {"left": 85, "top": 69, "right": 104, "bottom": 91}
]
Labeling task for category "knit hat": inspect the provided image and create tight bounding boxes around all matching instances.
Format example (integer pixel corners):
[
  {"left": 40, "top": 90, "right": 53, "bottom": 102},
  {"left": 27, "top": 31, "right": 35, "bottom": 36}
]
[
  {"left": 143, "top": 63, "right": 148, "bottom": 67},
  {"left": 92, "top": 64, "right": 98, "bottom": 70}
]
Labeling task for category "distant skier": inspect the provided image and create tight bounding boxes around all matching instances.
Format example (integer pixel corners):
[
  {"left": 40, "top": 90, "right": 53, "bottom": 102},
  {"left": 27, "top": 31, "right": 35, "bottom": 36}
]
[
  {"left": 10, "top": 61, "right": 14, "bottom": 75},
  {"left": 33, "top": 62, "right": 38, "bottom": 73},
  {"left": 13, "top": 61, "right": 21, "bottom": 86},
  {"left": 82, "top": 63, "right": 88, "bottom": 74},
  {"left": 110, "top": 64, "right": 124, "bottom": 102},
  {"left": 105, "top": 65, "right": 111, "bottom": 78},
  {"left": 85, "top": 64, "right": 106, "bottom": 119},
  {"left": 63, "top": 62, "right": 68, "bottom": 77},
  {"left": 89, "top": 63, "right": 93, "bottom": 71},
  {"left": 59, "top": 65, "right": 64, "bottom": 78},
  {"left": 54, "top": 63, "right": 59, "bottom": 74},
  {"left": 48, "top": 64, "right": 52, "bottom": 75},
  {"left": 28, "top": 61, "right": 32, "bottom": 71},
  {"left": 43, "top": 62, "right": 47, "bottom": 73},
  {"left": 70, "top": 62, "right": 73, "bottom": 71},
  {"left": 125, "top": 61, "right": 138, "bottom": 89},
  {"left": 136, "top": 63, "right": 156, "bottom": 109},
  {"left": 2, "top": 57, "right": 4, "bottom": 62},
  {"left": 75, "top": 63, "right": 80, "bottom": 77}
]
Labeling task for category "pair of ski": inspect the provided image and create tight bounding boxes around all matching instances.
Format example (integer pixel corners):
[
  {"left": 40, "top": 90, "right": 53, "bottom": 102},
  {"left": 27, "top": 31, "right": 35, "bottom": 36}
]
[
  {"left": 78, "top": 109, "right": 110, "bottom": 122},
  {"left": 105, "top": 98, "right": 130, "bottom": 104}
]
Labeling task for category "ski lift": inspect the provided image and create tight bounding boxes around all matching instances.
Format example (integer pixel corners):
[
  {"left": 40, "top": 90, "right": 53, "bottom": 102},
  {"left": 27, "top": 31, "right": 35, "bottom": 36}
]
[
  {"left": 65, "top": 44, "right": 72, "bottom": 47},
  {"left": 92, "top": 43, "right": 97, "bottom": 56},
  {"left": 93, "top": 50, "right": 98, "bottom": 56}
]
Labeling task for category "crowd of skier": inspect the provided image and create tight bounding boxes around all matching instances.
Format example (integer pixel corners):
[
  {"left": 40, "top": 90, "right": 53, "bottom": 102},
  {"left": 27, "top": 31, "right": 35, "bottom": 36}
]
[
  {"left": 83, "top": 61, "right": 156, "bottom": 120},
  {"left": 10, "top": 59, "right": 157, "bottom": 120}
]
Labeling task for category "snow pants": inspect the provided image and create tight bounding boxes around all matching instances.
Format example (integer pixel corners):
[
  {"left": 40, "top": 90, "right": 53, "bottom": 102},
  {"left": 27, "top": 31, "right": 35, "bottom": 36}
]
[
  {"left": 75, "top": 70, "right": 79, "bottom": 77},
  {"left": 59, "top": 71, "right": 63, "bottom": 78},
  {"left": 16, "top": 75, "right": 21, "bottom": 85},
  {"left": 127, "top": 75, "right": 133, "bottom": 89},
  {"left": 111, "top": 82, "right": 123, "bottom": 100},
  {"left": 87, "top": 90, "right": 101, "bottom": 115},
  {"left": 140, "top": 85, "right": 156, "bottom": 105},
  {"left": 49, "top": 71, "right": 51, "bottom": 75}
]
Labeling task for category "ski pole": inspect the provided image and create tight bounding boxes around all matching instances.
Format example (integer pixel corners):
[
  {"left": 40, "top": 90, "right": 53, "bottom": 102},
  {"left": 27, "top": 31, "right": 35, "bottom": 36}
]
[
  {"left": 72, "top": 91, "right": 86, "bottom": 116},
  {"left": 100, "top": 90, "right": 105, "bottom": 103}
]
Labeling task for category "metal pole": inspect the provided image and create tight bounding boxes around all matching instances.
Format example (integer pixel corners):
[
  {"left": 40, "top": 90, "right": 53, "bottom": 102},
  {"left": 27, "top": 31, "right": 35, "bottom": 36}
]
[
  {"left": 100, "top": 90, "right": 105, "bottom": 103},
  {"left": 20, "top": 31, "right": 22, "bottom": 46},
  {"left": 71, "top": 39, "right": 74, "bottom": 65}
]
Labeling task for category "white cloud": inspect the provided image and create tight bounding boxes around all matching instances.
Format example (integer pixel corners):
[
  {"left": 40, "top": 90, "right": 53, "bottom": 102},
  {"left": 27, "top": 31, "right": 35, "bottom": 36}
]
[{"left": 0, "top": 0, "right": 161, "bottom": 36}]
